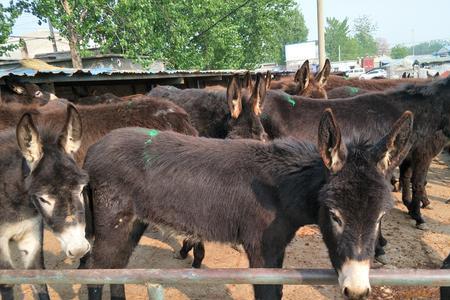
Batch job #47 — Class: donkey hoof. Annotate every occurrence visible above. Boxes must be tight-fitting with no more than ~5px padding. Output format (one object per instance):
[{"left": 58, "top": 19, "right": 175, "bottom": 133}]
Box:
[
  {"left": 191, "top": 263, "right": 201, "bottom": 269},
  {"left": 422, "top": 205, "right": 433, "bottom": 210},
  {"left": 173, "top": 252, "right": 186, "bottom": 260},
  {"left": 375, "top": 255, "right": 388, "bottom": 265},
  {"left": 416, "top": 223, "right": 428, "bottom": 231}
]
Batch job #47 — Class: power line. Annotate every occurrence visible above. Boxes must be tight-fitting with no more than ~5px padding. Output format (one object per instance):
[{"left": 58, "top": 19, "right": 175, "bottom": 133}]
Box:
[{"left": 188, "top": 0, "right": 252, "bottom": 44}]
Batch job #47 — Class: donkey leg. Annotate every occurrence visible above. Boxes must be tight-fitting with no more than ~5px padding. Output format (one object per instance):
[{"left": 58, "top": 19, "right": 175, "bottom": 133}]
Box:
[
  {"left": 399, "top": 160, "right": 413, "bottom": 209},
  {"left": 410, "top": 158, "right": 432, "bottom": 228},
  {"left": 192, "top": 241, "right": 205, "bottom": 268},
  {"left": 175, "top": 238, "right": 195, "bottom": 260},
  {"left": 16, "top": 222, "right": 49, "bottom": 300},
  {"left": 244, "top": 243, "right": 286, "bottom": 300},
  {"left": 375, "top": 221, "right": 388, "bottom": 264},
  {"left": 110, "top": 220, "right": 148, "bottom": 300},
  {"left": 87, "top": 218, "right": 147, "bottom": 300}
]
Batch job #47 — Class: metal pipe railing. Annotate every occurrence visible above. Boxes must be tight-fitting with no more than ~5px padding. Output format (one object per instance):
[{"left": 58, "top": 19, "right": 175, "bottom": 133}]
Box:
[{"left": 0, "top": 268, "right": 449, "bottom": 286}]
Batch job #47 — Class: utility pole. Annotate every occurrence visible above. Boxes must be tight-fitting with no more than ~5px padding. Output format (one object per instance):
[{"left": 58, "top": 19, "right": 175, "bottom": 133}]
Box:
[
  {"left": 48, "top": 19, "right": 58, "bottom": 53},
  {"left": 317, "top": 0, "right": 325, "bottom": 68},
  {"left": 338, "top": 45, "right": 341, "bottom": 61}
]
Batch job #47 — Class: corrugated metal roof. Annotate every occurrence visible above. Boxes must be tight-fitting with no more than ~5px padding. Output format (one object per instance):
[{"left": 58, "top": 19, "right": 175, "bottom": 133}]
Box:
[
  {"left": 0, "top": 66, "right": 250, "bottom": 78},
  {"left": 0, "top": 66, "right": 266, "bottom": 83}
]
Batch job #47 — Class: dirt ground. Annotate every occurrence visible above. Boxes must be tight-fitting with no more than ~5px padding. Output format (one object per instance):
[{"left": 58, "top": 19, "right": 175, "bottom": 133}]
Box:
[{"left": 13, "top": 152, "right": 450, "bottom": 300}]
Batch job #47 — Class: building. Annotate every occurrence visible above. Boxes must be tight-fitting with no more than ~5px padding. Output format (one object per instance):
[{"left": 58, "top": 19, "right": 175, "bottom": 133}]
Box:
[
  {"left": 285, "top": 41, "right": 319, "bottom": 71},
  {"left": 0, "top": 30, "right": 70, "bottom": 60},
  {"left": 435, "top": 46, "right": 450, "bottom": 57}
]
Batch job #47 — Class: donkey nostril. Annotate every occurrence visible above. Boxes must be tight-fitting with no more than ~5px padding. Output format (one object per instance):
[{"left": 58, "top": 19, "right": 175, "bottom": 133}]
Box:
[
  {"left": 364, "top": 288, "right": 371, "bottom": 297},
  {"left": 343, "top": 287, "right": 350, "bottom": 298},
  {"left": 68, "top": 250, "right": 74, "bottom": 257}
]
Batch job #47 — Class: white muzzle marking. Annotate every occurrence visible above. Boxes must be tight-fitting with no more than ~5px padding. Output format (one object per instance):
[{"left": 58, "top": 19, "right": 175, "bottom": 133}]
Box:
[
  {"left": 338, "top": 259, "right": 371, "bottom": 299},
  {"left": 55, "top": 223, "right": 90, "bottom": 259}
]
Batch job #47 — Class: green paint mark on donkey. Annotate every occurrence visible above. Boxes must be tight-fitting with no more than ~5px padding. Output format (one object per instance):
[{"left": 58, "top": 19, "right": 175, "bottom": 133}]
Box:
[{"left": 284, "top": 96, "right": 296, "bottom": 107}]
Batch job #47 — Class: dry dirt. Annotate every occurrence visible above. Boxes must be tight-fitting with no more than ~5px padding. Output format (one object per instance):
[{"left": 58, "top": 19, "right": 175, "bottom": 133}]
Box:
[{"left": 13, "top": 153, "right": 450, "bottom": 300}]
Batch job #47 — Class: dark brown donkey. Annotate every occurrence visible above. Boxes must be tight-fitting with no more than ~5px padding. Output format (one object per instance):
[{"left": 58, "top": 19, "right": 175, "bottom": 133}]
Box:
[
  {"left": 269, "top": 59, "right": 331, "bottom": 98},
  {"left": 82, "top": 109, "right": 413, "bottom": 300},
  {"left": 0, "top": 78, "right": 58, "bottom": 106},
  {"left": 148, "top": 73, "right": 268, "bottom": 140},
  {"left": 0, "top": 105, "right": 90, "bottom": 300},
  {"left": 261, "top": 77, "right": 450, "bottom": 233},
  {"left": 0, "top": 96, "right": 198, "bottom": 163},
  {"left": 325, "top": 75, "right": 430, "bottom": 91},
  {"left": 149, "top": 73, "right": 269, "bottom": 267}
]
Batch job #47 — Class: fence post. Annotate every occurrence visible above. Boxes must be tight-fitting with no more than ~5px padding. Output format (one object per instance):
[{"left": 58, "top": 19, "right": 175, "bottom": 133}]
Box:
[{"left": 146, "top": 283, "right": 164, "bottom": 300}]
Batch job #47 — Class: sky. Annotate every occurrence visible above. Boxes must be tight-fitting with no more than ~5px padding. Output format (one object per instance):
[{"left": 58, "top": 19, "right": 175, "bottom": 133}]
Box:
[
  {"left": 297, "top": 0, "right": 450, "bottom": 46},
  {"left": 2, "top": 0, "right": 450, "bottom": 46}
]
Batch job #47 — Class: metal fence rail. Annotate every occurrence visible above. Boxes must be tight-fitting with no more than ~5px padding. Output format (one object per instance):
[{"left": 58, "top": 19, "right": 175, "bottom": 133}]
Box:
[{"left": 1, "top": 268, "right": 449, "bottom": 300}]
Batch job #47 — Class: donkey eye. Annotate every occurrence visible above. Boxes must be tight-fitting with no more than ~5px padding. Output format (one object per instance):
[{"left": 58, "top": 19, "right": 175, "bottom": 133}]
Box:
[
  {"left": 38, "top": 197, "right": 51, "bottom": 205},
  {"left": 330, "top": 211, "right": 342, "bottom": 226}
]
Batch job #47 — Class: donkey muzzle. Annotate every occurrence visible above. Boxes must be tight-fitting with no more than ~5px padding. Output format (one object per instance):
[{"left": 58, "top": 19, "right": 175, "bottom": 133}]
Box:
[
  {"left": 56, "top": 223, "right": 91, "bottom": 259},
  {"left": 338, "top": 259, "right": 371, "bottom": 300}
]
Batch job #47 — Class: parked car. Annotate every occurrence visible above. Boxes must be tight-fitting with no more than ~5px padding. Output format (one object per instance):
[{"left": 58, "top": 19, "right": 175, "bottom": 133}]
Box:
[
  {"left": 359, "top": 68, "right": 387, "bottom": 80},
  {"left": 345, "top": 68, "right": 365, "bottom": 78}
]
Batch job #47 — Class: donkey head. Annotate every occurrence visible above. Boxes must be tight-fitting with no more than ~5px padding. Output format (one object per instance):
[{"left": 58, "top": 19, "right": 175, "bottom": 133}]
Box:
[
  {"left": 226, "top": 73, "right": 268, "bottom": 141},
  {"left": 317, "top": 109, "right": 413, "bottom": 300},
  {"left": 294, "top": 59, "right": 330, "bottom": 99},
  {"left": 17, "top": 104, "right": 90, "bottom": 259},
  {"left": 5, "top": 78, "right": 58, "bottom": 106}
]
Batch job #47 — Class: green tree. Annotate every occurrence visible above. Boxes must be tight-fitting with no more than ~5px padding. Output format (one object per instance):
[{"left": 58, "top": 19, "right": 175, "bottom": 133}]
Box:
[
  {"left": 353, "top": 15, "right": 377, "bottom": 57},
  {"left": 0, "top": 2, "right": 20, "bottom": 55},
  {"left": 408, "top": 40, "right": 449, "bottom": 55},
  {"left": 390, "top": 44, "right": 409, "bottom": 59},
  {"left": 325, "top": 17, "right": 358, "bottom": 61},
  {"left": 12, "top": 0, "right": 307, "bottom": 69}
]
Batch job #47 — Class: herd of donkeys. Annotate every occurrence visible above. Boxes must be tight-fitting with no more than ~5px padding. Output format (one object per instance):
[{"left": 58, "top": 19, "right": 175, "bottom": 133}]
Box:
[{"left": 0, "top": 59, "right": 449, "bottom": 300}]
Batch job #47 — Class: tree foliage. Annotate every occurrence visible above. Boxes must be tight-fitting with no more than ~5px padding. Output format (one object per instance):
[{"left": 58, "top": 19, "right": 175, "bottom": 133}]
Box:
[
  {"left": 10, "top": 0, "right": 307, "bottom": 69},
  {"left": 0, "top": 2, "right": 20, "bottom": 55},
  {"left": 353, "top": 15, "right": 377, "bottom": 57},
  {"left": 325, "top": 15, "right": 378, "bottom": 61},
  {"left": 325, "top": 17, "right": 358, "bottom": 61},
  {"left": 408, "top": 40, "right": 449, "bottom": 56},
  {"left": 390, "top": 44, "right": 409, "bottom": 59}
]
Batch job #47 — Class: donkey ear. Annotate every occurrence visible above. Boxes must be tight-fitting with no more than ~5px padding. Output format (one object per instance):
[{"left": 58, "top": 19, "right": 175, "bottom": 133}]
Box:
[
  {"left": 371, "top": 111, "right": 413, "bottom": 175},
  {"left": 318, "top": 108, "right": 347, "bottom": 173},
  {"left": 294, "top": 60, "right": 310, "bottom": 92},
  {"left": 315, "top": 59, "right": 331, "bottom": 86},
  {"left": 227, "top": 74, "right": 242, "bottom": 119},
  {"left": 265, "top": 70, "right": 272, "bottom": 90},
  {"left": 243, "top": 71, "right": 253, "bottom": 91},
  {"left": 59, "top": 104, "right": 82, "bottom": 155},
  {"left": 6, "top": 79, "right": 25, "bottom": 95},
  {"left": 16, "top": 113, "right": 43, "bottom": 171},
  {"left": 251, "top": 73, "right": 267, "bottom": 116}
]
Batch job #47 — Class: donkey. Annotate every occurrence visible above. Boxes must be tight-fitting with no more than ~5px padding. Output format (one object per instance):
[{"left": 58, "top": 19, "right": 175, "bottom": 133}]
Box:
[
  {"left": 269, "top": 59, "right": 331, "bottom": 98},
  {"left": 261, "top": 77, "right": 450, "bottom": 233},
  {"left": 0, "top": 105, "right": 90, "bottom": 300},
  {"left": 148, "top": 73, "right": 268, "bottom": 141},
  {"left": 1, "top": 78, "right": 58, "bottom": 106},
  {"left": 0, "top": 96, "right": 198, "bottom": 164},
  {"left": 325, "top": 74, "right": 430, "bottom": 91},
  {"left": 149, "top": 73, "right": 269, "bottom": 267},
  {"left": 82, "top": 109, "right": 413, "bottom": 300}
]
